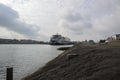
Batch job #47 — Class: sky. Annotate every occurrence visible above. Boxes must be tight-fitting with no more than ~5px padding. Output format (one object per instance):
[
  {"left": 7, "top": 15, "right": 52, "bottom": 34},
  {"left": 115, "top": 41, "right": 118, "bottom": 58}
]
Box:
[{"left": 0, "top": 0, "right": 120, "bottom": 41}]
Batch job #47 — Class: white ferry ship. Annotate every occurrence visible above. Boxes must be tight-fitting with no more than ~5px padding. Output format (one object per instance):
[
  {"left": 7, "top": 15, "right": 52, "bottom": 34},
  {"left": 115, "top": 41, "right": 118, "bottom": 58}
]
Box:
[{"left": 50, "top": 34, "right": 71, "bottom": 45}]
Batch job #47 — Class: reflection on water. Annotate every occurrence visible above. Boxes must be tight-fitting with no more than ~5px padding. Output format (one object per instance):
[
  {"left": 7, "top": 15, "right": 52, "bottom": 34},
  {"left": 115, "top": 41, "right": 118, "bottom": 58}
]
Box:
[{"left": 0, "top": 44, "right": 71, "bottom": 80}]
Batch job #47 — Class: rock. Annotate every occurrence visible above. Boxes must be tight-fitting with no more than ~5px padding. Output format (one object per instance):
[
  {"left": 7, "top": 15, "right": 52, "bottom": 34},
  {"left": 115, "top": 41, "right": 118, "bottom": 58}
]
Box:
[{"left": 67, "top": 54, "right": 79, "bottom": 60}]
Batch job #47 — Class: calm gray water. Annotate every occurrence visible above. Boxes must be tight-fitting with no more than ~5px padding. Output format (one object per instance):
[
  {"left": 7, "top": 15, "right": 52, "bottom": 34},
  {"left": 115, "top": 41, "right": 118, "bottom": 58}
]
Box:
[{"left": 0, "top": 44, "right": 70, "bottom": 80}]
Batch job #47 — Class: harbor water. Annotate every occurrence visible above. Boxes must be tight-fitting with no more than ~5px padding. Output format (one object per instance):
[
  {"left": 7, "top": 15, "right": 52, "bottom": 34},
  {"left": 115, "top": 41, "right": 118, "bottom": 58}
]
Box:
[{"left": 0, "top": 44, "right": 70, "bottom": 80}]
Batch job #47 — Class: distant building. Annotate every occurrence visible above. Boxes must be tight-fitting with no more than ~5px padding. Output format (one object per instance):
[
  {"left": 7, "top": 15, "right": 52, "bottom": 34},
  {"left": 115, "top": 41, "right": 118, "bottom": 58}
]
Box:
[
  {"left": 99, "top": 40, "right": 106, "bottom": 43},
  {"left": 89, "top": 40, "right": 94, "bottom": 44},
  {"left": 106, "top": 37, "right": 115, "bottom": 42},
  {"left": 116, "top": 34, "right": 120, "bottom": 40}
]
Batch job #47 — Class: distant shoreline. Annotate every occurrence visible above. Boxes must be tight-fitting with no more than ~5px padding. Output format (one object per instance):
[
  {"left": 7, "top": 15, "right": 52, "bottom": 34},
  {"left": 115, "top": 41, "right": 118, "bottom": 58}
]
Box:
[{"left": 0, "top": 38, "right": 75, "bottom": 45}]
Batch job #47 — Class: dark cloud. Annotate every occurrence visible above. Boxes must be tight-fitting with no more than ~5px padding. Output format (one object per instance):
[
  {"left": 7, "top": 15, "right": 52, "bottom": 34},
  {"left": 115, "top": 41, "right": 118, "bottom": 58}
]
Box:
[
  {"left": 1, "top": 0, "right": 119, "bottom": 41},
  {"left": 0, "top": 3, "right": 40, "bottom": 37}
]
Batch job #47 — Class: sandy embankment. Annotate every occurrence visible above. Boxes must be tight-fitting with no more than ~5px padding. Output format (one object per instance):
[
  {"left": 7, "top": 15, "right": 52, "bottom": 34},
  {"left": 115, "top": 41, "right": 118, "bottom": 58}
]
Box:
[{"left": 23, "top": 44, "right": 120, "bottom": 80}]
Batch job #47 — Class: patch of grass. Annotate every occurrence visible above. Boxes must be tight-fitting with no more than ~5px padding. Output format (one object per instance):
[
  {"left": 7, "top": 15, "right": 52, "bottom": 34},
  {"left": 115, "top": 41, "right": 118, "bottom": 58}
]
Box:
[
  {"left": 99, "top": 41, "right": 120, "bottom": 46},
  {"left": 107, "top": 41, "right": 120, "bottom": 46}
]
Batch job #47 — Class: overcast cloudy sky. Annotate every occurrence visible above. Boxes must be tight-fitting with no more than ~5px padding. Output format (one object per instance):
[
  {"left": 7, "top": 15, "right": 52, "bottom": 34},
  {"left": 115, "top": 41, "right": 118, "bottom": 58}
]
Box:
[{"left": 0, "top": 0, "right": 120, "bottom": 41}]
